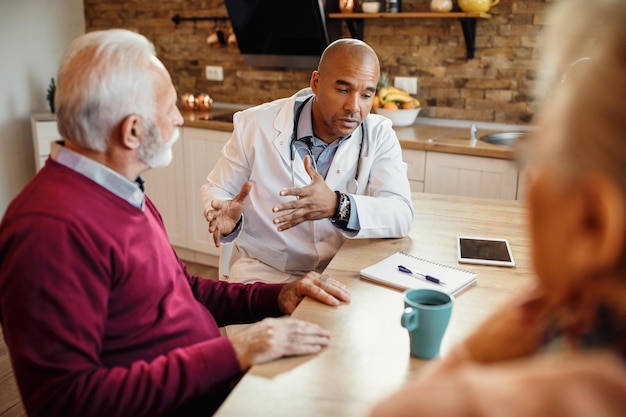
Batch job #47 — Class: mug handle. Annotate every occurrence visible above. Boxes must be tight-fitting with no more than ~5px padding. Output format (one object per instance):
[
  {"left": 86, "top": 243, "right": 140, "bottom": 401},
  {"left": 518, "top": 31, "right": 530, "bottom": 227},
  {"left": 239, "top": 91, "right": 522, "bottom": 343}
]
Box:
[
  {"left": 490, "top": 0, "right": 500, "bottom": 6},
  {"left": 401, "top": 307, "right": 419, "bottom": 331}
]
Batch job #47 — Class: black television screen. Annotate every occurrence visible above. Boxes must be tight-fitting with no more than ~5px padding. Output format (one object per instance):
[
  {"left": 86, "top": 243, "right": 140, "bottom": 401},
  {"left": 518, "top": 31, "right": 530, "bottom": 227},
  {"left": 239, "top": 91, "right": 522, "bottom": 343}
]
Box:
[{"left": 224, "top": 0, "right": 330, "bottom": 69}]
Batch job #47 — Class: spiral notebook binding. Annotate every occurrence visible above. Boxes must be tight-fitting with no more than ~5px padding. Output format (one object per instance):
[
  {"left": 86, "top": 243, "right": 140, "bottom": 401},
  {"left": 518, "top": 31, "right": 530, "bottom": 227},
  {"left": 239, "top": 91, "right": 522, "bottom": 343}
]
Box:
[{"left": 398, "top": 252, "right": 470, "bottom": 273}]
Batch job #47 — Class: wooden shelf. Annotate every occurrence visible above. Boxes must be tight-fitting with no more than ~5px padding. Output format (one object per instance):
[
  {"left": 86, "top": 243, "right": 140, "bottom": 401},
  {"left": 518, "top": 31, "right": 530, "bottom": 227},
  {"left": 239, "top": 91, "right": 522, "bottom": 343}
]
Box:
[
  {"left": 327, "top": 12, "right": 491, "bottom": 19},
  {"left": 327, "top": 11, "right": 492, "bottom": 58}
]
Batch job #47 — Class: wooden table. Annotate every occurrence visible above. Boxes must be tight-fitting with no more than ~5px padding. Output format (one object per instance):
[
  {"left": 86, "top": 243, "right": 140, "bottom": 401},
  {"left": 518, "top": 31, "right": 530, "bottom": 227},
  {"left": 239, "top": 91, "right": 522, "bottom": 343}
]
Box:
[{"left": 215, "top": 193, "right": 533, "bottom": 417}]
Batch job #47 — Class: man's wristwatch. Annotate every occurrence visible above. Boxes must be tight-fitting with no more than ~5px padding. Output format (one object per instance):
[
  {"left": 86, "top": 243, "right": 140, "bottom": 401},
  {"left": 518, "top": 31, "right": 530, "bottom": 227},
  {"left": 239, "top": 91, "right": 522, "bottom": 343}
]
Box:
[{"left": 331, "top": 191, "right": 350, "bottom": 228}]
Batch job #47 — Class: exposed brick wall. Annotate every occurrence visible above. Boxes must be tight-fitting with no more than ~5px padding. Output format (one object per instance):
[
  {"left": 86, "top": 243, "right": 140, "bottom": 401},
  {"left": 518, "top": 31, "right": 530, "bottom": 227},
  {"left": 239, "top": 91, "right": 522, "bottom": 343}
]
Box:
[{"left": 84, "top": 0, "right": 552, "bottom": 124}]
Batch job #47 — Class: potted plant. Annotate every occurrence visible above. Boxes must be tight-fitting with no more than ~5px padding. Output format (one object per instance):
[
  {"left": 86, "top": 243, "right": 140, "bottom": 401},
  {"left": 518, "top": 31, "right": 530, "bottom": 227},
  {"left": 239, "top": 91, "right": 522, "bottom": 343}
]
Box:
[{"left": 46, "top": 78, "right": 56, "bottom": 113}]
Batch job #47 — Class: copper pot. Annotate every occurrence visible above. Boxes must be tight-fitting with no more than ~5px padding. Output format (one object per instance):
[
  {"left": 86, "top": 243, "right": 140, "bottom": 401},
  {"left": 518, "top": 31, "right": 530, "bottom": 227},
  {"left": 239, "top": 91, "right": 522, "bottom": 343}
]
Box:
[
  {"left": 181, "top": 93, "right": 196, "bottom": 111},
  {"left": 340, "top": 0, "right": 355, "bottom": 12},
  {"left": 195, "top": 93, "right": 213, "bottom": 112}
]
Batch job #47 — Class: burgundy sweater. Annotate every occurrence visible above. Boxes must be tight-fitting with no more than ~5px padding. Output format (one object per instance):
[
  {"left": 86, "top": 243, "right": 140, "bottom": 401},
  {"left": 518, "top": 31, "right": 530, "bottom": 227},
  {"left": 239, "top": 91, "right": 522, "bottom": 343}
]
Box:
[{"left": 0, "top": 160, "right": 283, "bottom": 417}]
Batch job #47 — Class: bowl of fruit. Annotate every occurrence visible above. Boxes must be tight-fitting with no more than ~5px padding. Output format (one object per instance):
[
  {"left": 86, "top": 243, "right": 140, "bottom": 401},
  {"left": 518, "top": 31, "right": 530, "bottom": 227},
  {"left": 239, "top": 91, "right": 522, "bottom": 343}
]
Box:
[{"left": 372, "top": 86, "right": 421, "bottom": 127}]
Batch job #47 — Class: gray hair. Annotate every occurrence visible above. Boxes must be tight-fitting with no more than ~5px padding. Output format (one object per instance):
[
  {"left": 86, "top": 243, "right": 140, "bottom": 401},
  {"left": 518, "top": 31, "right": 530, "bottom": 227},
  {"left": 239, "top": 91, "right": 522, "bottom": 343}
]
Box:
[
  {"left": 535, "top": 0, "right": 626, "bottom": 193},
  {"left": 55, "top": 29, "right": 157, "bottom": 152}
]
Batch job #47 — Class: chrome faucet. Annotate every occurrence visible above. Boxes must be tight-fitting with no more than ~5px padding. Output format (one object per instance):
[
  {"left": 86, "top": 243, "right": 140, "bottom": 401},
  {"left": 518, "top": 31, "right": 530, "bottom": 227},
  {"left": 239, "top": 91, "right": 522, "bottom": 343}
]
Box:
[{"left": 470, "top": 123, "right": 478, "bottom": 146}]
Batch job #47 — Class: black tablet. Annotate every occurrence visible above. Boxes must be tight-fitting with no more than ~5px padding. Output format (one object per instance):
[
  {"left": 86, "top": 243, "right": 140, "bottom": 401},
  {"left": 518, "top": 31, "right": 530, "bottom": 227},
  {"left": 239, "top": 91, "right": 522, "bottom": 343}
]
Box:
[{"left": 457, "top": 236, "right": 515, "bottom": 267}]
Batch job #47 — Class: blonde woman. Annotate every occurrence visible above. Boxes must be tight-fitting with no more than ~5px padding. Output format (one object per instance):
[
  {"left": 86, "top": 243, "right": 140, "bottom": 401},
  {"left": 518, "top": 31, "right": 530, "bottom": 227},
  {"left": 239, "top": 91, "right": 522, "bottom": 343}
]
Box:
[{"left": 370, "top": 0, "right": 626, "bottom": 415}]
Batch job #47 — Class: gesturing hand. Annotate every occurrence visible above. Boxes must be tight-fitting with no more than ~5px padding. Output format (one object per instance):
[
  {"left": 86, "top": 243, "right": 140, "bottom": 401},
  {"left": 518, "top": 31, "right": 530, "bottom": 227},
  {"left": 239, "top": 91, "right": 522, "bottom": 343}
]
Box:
[
  {"left": 272, "top": 155, "right": 338, "bottom": 231},
  {"left": 205, "top": 181, "right": 252, "bottom": 247},
  {"left": 230, "top": 317, "right": 331, "bottom": 371}
]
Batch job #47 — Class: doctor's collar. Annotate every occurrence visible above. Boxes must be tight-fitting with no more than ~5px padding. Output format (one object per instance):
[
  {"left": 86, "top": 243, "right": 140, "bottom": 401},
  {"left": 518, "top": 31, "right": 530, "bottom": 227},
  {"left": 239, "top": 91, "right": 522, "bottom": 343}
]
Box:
[{"left": 295, "top": 96, "right": 354, "bottom": 145}]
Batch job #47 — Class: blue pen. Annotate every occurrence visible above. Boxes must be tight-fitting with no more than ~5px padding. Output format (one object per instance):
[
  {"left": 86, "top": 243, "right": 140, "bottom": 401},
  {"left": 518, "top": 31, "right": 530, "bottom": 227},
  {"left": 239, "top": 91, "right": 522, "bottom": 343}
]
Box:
[{"left": 398, "top": 265, "right": 447, "bottom": 286}]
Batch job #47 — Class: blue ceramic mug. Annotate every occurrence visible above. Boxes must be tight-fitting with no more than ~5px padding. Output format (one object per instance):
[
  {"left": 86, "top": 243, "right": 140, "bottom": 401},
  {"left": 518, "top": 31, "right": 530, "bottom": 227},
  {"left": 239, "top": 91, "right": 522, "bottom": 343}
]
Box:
[{"left": 401, "top": 288, "right": 454, "bottom": 359}]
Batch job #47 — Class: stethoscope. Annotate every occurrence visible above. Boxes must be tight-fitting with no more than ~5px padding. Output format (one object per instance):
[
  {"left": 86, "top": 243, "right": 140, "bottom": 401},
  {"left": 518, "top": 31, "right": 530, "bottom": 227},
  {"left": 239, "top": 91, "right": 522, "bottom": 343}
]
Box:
[{"left": 290, "top": 95, "right": 366, "bottom": 194}]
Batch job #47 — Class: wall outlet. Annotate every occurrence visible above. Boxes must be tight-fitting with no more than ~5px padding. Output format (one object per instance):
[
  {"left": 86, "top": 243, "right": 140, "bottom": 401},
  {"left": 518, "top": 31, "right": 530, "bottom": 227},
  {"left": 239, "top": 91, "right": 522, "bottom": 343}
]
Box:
[
  {"left": 205, "top": 65, "right": 224, "bottom": 81},
  {"left": 394, "top": 76, "right": 418, "bottom": 95}
]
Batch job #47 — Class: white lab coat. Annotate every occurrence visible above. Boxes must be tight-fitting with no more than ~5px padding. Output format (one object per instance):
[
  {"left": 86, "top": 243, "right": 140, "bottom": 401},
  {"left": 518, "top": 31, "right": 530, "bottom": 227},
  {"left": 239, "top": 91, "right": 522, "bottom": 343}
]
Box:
[{"left": 201, "top": 89, "right": 414, "bottom": 284}]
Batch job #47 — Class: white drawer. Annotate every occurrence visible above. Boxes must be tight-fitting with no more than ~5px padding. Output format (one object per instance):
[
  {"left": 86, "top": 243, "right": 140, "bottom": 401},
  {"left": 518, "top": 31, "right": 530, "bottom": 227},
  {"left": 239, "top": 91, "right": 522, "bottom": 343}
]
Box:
[
  {"left": 403, "top": 149, "right": 426, "bottom": 181},
  {"left": 35, "top": 121, "right": 61, "bottom": 156}
]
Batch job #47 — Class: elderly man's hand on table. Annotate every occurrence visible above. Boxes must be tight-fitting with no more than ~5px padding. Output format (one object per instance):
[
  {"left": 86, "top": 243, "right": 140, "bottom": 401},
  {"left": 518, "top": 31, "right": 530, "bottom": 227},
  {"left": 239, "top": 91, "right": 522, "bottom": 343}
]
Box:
[
  {"left": 230, "top": 317, "right": 330, "bottom": 370},
  {"left": 229, "top": 272, "right": 350, "bottom": 371}
]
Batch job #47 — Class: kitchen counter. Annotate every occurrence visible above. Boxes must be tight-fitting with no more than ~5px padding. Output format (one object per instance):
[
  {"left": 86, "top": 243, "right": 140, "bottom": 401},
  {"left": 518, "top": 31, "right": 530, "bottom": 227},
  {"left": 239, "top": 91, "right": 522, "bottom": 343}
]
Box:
[
  {"left": 391, "top": 118, "right": 533, "bottom": 160},
  {"left": 183, "top": 104, "right": 534, "bottom": 161},
  {"left": 181, "top": 101, "right": 257, "bottom": 129}
]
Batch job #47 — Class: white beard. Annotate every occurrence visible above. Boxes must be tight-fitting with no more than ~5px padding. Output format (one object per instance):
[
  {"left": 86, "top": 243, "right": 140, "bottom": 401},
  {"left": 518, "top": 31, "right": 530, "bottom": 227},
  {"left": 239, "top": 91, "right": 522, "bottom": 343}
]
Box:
[
  {"left": 139, "top": 123, "right": 180, "bottom": 169},
  {"left": 147, "top": 127, "right": 179, "bottom": 169}
]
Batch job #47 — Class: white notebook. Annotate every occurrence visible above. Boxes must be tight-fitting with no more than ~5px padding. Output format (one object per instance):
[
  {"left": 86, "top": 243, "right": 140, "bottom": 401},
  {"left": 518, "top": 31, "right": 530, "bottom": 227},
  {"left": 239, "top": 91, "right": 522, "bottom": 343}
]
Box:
[{"left": 360, "top": 251, "right": 477, "bottom": 295}]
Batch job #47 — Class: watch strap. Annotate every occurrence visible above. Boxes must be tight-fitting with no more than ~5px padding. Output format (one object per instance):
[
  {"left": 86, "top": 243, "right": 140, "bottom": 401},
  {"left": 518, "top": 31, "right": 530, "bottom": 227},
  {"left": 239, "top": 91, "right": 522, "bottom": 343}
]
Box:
[{"left": 331, "top": 191, "right": 350, "bottom": 228}]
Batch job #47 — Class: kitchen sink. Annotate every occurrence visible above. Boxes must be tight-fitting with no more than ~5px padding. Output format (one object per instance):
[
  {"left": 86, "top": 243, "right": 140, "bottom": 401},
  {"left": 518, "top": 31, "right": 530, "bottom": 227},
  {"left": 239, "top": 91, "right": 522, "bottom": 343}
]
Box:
[{"left": 480, "top": 132, "right": 530, "bottom": 146}]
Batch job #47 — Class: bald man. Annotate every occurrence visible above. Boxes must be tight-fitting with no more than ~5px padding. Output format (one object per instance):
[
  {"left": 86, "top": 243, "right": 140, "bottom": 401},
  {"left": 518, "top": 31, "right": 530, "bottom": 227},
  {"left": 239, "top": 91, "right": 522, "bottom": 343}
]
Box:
[{"left": 201, "top": 39, "right": 413, "bottom": 310}]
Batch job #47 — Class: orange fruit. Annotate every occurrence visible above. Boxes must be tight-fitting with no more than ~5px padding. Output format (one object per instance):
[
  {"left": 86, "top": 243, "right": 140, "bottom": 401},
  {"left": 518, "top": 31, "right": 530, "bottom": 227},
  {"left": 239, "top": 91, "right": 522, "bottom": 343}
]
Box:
[
  {"left": 383, "top": 101, "right": 399, "bottom": 110},
  {"left": 401, "top": 99, "right": 420, "bottom": 109},
  {"left": 373, "top": 96, "right": 381, "bottom": 108}
]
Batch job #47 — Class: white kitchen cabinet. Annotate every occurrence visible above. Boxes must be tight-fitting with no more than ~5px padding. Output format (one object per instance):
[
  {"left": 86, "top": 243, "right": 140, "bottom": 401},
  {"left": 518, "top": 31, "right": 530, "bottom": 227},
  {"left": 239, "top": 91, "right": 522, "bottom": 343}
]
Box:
[
  {"left": 142, "top": 137, "right": 187, "bottom": 247},
  {"left": 402, "top": 148, "right": 426, "bottom": 193},
  {"left": 182, "top": 127, "right": 232, "bottom": 258},
  {"left": 31, "top": 113, "right": 61, "bottom": 171},
  {"left": 424, "top": 152, "right": 519, "bottom": 200},
  {"left": 144, "top": 127, "right": 232, "bottom": 266}
]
